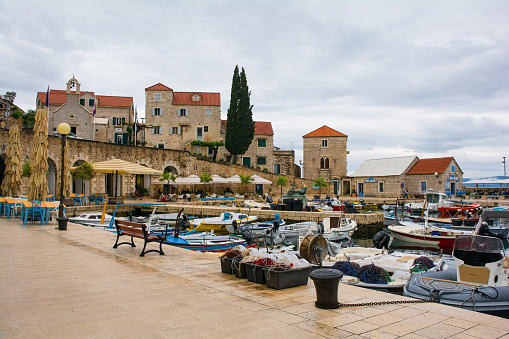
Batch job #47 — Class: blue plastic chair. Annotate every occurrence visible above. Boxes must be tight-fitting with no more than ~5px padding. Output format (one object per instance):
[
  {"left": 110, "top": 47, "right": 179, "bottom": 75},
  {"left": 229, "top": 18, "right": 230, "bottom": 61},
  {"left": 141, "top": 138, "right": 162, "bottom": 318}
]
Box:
[{"left": 26, "top": 200, "right": 44, "bottom": 225}]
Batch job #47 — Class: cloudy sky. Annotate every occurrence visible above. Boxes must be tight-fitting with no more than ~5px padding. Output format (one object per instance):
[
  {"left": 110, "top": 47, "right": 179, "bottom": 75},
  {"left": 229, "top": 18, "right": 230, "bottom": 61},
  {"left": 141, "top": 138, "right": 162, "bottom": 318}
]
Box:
[{"left": 1, "top": 0, "right": 508, "bottom": 179}]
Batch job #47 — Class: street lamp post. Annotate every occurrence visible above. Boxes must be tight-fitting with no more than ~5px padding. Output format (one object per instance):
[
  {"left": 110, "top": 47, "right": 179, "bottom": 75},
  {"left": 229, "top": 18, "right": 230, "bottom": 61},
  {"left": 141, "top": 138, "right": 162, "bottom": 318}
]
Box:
[{"left": 57, "top": 123, "right": 70, "bottom": 230}]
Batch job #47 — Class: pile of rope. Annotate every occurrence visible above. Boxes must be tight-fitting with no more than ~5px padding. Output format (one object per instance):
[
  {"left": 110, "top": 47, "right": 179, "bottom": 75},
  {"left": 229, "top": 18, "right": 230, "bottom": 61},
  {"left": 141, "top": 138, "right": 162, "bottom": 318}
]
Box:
[
  {"left": 332, "top": 261, "right": 391, "bottom": 284},
  {"left": 356, "top": 263, "right": 391, "bottom": 284},
  {"left": 332, "top": 261, "right": 361, "bottom": 276},
  {"left": 410, "top": 256, "right": 435, "bottom": 274},
  {"left": 240, "top": 255, "right": 264, "bottom": 264},
  {"left": 220, "top": 249, "right": 243, "bottom": 262}
]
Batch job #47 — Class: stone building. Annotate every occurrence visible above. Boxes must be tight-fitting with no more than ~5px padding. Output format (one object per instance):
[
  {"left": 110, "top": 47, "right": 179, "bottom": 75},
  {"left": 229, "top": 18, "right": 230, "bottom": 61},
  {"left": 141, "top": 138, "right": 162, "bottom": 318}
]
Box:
[
  {"left": 273, "top": 148, "right": 296, "bottom": 176},
  {"left": 36, "top": 76, "right": 133, "bottom": 143},
  {"left": 302, "top": 125, "right": 349, "bottom": 195},
  {"left": 144, "top": 83, "right": 221, "bottom": 154},
  {"left": 234, "top": 121, "right": 274, "bottom": 171},
  {"left": 350, "top": 156, "right": 463, "bottom": 198},
  {"left": 406, "top": 157, "right": 463, "bottom": 197},
  {"left": 350, "top": 156, "right": 419, "bottom": 197}
]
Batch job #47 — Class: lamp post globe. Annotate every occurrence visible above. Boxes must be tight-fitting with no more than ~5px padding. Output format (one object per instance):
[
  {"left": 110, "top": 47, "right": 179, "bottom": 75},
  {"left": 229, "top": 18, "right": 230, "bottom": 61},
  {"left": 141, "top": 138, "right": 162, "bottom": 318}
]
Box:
[{"left": 57, "top": 123, "right": 71, "bottom": 230}]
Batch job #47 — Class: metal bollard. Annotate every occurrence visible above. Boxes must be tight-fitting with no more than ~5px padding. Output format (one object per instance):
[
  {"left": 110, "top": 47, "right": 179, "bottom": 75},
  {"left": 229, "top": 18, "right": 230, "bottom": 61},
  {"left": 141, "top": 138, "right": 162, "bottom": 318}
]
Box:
[{"left": 309, "top": 268, "right": 343, "bottom": 309}]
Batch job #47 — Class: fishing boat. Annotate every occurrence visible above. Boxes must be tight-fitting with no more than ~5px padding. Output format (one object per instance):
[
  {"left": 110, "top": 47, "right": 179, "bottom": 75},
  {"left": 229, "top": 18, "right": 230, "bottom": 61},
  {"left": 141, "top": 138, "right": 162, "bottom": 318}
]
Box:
[
  {"left": 387, "top": 224, "right": 473, "bottom": 254},
  {"left": 323, "top": 247, "right": 444, "bottom": 292},
  {"left": 163, "top": 231, "right": 247, "bottom": 252},
  {"left": 437, "top": 203, "right": 482, "bottom": 216},
  {"left": 279, "top": 221, "right": 317, "bottom": 239},
  {"left": 69, "top": 212, "right": 122, "bottom": 226},
  {"left": 188, "top": 212, "right": 258, "bottom": 235},
  {"left": 225, "top": 217, "right": 286, "bottom": 246},
  {"left": 321, "top": 216, "right": 357, "bottom": 242},
  {"left": 405, "top": 192, "right": 454, "bottom": 212},
  {"left": 404, "top": 233, "right": 509, "bottom": 316}
]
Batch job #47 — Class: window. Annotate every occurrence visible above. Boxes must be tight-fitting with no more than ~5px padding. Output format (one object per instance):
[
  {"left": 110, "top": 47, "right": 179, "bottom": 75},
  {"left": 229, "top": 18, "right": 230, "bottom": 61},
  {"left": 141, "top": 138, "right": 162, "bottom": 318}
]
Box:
[
  {"left": 205, "top": 109, "right": 212, "bottom": 117},
  {"left": 112, "top": 117, "right": 125, "bottom": 125},
  {"left": 208, "top": 147, "right": 214, "bottom": 157},
  {"left": 79, "top": 98, "right": 85, "bottom": 105},
  {"left": 192, "top": 95, "right": 200, "bottom": 101},
  {"left": 195, "top": 146, "right": 201, "bottom": 153},
  {"left": 154, "top": 93, "right": 161, "bottom": 101},
  {"left": 258, "top": 139, "right": 266, "bottom": 147},
  {"left": 151, "top": 126, "right": 162, "bottom": 134},
  {"left": 152, "top": 108, "right": 162, "bottom": 116},
  {"left": 157, "top": 143, "right": 164, "bottom": 149},
  {"left": 178, "top": 108, "right": 188, "bottom": 117},
  {"left": 321, "top": 139, "right": 328, "bottom": 147},
  {"left": 379, "top": 182, "right": 384, "bottom": 193},
  {"left": 204, "top": 126, "right": 208, "bottom": 132},
  {"left": 257, "top": 157, "right": 267, "bottom": 165},
  {"left": 88, "top": 99, "right": 94, "bottom": 106},
  {"left": 451, "top": 165, "right": 455, "bottom": 172},
  {"left": 320, "top": 157, "right": 329, "bottom": 169},
  {"left": 196, "top": 127, "right": 203, "bottom": 140},
  {"left": 420, "top": 181, "right": 427, "bottom": 193},
  {"left": 170, "top": 126, "right": 181, "bottom": 135},
  {"left": 274, "top": 164, "right": 281, "bottom": 174}
]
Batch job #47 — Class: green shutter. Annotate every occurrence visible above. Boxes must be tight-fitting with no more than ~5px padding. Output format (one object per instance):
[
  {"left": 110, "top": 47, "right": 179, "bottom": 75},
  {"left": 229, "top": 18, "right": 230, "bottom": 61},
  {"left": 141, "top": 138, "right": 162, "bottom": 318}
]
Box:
[
  {"left": 89, "top": 99, "right": 94, "bottom": 106},
  {"left": 112, "top": 117, "right": 117, "bottom": 125},
  {"left": 80, "top": 98, "right": 85, "bottom": 105},
  {"left": 258, "top": 139, "right": 266, "bottom": 147}
]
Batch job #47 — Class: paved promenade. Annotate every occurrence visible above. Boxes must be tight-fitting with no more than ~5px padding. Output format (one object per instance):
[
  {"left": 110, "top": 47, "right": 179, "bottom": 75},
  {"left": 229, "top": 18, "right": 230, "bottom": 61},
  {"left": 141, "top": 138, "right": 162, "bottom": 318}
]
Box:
[{"left": 1, "top": 218, "right": 508, "bottom": 338}]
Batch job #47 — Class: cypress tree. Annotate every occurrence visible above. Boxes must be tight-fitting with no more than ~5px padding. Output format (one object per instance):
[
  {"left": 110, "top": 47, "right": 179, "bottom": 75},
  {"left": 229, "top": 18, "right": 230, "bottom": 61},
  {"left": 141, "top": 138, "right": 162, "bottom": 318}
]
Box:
[{"left": 225, "top": 65, "right": 255, "bottom": 164}]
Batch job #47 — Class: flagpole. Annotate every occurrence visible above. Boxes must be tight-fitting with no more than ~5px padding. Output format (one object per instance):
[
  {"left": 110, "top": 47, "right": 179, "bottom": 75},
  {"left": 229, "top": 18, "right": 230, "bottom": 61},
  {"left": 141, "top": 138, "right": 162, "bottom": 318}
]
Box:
[
  {"left": 92, "top": 95, "right": 96, "bottom": 141},
  {"left": 46, "top": 85, "right": 50, "bottom": 135},
  {"left": 134, "top": 105, "right": 137, "bottom": 146}
]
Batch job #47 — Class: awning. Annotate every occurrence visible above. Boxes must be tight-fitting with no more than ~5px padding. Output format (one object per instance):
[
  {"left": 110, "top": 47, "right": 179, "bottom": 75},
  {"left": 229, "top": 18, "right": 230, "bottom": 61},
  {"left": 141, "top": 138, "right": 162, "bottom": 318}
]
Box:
[
  {"left": 251, "top": 174, "right": 272, "bottom": 184},
  {"left": 87, "top": 159, "right": 162, "bottom": 175}
]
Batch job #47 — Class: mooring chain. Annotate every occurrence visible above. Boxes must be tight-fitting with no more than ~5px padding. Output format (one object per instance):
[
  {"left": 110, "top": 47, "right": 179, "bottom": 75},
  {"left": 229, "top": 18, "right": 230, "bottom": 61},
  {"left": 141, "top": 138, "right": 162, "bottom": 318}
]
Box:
[{"left": 339, "top": 299, "right": 430, "bottom": 308}]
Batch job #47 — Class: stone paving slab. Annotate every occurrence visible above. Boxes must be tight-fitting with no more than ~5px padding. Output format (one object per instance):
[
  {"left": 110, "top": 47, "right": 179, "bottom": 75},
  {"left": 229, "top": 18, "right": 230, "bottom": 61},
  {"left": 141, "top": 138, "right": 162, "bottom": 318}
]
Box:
[{"left": 1, "top": 218, "right": 508, "bottom": 338}]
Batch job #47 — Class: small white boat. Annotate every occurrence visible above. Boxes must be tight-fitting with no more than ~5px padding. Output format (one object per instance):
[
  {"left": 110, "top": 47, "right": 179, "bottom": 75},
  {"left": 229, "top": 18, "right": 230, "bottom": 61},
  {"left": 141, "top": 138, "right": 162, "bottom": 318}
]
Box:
[
  {"left": 323, "top": 247, "right": 444, "bottom": 292},
  {"left": 279, "top": 221, "right": 317, "bottom": 239},
  {"left": 321, "top": 216, "right": 357, "bottom": 241},
  {"left": 189, "top": 212, "right": 258, "bottom": 235},
  {"left": 69, "top": 212, "right": 127, "bottom": 226},
  {"left": 405, "top": 192, "right": 454, "bottom": 212}
]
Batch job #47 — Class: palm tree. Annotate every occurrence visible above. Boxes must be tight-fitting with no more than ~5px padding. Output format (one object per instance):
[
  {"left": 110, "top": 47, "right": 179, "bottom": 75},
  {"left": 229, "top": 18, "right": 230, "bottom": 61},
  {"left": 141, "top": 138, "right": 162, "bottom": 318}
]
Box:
[
  {"left": 313, "top": 177, "right": 328, "bottom": 198},
  {"left": 275, "top": 175, "right": 288, "bottom": 199},
  {"left": 239, "top": 174, "right": 253, "bottom": 194}
]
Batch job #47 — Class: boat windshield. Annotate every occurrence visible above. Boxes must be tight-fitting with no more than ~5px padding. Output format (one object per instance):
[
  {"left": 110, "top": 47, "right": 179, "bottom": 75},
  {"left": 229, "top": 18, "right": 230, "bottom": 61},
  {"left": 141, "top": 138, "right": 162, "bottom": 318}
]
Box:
[{"left": 453, "top": 235, "right": 504, "bottom": 266}]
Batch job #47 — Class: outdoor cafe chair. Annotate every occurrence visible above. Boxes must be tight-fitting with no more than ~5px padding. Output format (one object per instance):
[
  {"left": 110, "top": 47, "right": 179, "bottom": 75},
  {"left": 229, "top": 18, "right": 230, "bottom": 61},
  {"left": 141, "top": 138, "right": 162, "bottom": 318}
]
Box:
[{"left": 24, "top": 200, "right": 44, "bottom": 225}]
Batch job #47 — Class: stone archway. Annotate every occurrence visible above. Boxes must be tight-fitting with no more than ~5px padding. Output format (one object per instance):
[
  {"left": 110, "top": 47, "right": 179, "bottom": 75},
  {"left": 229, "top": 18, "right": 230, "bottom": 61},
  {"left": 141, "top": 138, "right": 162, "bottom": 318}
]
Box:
[
  {"left": 163, "top": 166, "right": 178, "bottom": 175},
  {"left": 72, "top": 160, "right": 90, "bottom": 195},
  {"left": 47, "top": 158, "right": 57, "bottom": 196}
]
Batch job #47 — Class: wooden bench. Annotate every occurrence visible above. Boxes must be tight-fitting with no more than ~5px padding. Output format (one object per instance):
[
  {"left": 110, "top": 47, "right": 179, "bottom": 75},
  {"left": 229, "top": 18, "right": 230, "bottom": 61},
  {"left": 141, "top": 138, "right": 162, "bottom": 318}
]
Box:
[{"left": 113, "top": 219, "right": 168, "bottom": 257}]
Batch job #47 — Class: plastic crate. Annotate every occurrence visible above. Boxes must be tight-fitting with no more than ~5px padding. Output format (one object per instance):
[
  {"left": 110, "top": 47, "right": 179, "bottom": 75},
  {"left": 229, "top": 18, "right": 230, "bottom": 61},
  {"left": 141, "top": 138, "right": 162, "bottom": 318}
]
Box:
[
  {"left": 232, "top": 260, "right": 247, "bottom": 279},
  {"left": 264, "top": 266, "right": 311, "bottom": 290},
  {"left": 245, "top": 263, "right": 267, "bottom": 284},
  {"left": 220, "top": 257, "right": 234, "bottom": 274}
]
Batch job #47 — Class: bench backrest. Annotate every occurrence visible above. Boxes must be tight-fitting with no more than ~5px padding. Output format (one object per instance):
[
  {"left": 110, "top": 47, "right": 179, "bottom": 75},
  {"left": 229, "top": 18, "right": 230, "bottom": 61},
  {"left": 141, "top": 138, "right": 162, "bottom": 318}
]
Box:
[{"left": 115, "top": 219, "right": 148, "bottom": 236}]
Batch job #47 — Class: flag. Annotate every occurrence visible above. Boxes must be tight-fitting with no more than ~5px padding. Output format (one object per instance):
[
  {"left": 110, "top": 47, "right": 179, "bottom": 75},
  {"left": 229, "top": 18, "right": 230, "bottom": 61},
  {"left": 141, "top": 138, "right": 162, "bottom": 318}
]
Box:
[
  {"left": 45, "top": 85, "right": 49, "bottom": 107},
  {"left": 93, "top": 96, "right": 96, "bottom": 116}
]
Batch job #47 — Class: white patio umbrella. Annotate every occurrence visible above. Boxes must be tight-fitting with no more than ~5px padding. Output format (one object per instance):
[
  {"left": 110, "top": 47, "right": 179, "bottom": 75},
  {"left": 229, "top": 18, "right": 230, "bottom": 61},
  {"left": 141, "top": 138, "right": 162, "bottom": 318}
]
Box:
[
  {"left": 251, "top": 174, "right": 272, "bottom": 185},
  {"left": 175, "top": 174, "right": 202, "bottom": 193},
  {"left": 225, "top": 174, "right": 241, "bottom": 183},
  {"left": 211, "top": 175, "right": 228, "bottom": 183}
]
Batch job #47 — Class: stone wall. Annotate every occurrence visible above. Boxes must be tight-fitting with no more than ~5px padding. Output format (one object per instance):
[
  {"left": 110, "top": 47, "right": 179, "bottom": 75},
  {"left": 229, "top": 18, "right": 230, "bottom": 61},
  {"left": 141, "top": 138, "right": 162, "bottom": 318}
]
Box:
[
  {"left": 303, "top": 135, "right": 348, "bottom": 180},
  {"left": 0, "top": 128, "right": 323, "bottom": 198}
]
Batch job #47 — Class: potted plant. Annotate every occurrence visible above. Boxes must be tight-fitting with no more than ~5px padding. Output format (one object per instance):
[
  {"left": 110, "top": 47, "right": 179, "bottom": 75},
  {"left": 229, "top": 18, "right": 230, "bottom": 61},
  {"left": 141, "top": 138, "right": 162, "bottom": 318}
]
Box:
[{"left": 352, "top": 189, "right": 357, "bottom": 197}]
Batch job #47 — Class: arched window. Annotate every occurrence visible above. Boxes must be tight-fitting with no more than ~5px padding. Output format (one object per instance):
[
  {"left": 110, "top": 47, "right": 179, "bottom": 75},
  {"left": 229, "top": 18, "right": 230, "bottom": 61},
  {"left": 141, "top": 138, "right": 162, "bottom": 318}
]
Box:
[{"left": 320, "top": 157, "right": 330, "bottom": 170}]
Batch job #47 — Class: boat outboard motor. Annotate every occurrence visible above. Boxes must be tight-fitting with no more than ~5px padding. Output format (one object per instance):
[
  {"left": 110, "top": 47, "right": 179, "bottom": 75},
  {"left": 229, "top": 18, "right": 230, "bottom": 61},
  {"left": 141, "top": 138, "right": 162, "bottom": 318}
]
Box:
[
  {"left": 373, "top": 231, "right": 390, "bottom": 250},
  {"left": 242, "top": 230, "right": 253, "bottom": 245},
  {"left": 179, "top": 214, "right": 190, "bottom": 232},
  {"left": 231, "top": 220, "right": 239, "bottom": 234},
  {"left": 479, "top": 221, "right": 505, "bottom": 239},
  {"left": 266, "top": 220, "right": 280, "bottom": 235},
  {"left": 317, "top": 222, "right": 325, "bottom": 235}
]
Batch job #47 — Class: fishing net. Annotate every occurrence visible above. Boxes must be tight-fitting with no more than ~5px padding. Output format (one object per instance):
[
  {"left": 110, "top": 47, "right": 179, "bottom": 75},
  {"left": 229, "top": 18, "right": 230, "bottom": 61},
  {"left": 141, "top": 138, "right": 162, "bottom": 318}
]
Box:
[
  {"left": 410, "top": 264, "right": 429, "bottom": 274},
  {"left": 221, "top": 249, "right": 243, "bottom": 261},
  {"left": 252, "top": 258, "right": 275, "bottom": 267},
  {"left": 412, "top": 256, "right": 435, "bottom": 269},
  {"left": 356, "top": 263, "right": 391, "bottom": 284},
  {"left": 332, "top": 261, "right": 361, "bottom": 276}
]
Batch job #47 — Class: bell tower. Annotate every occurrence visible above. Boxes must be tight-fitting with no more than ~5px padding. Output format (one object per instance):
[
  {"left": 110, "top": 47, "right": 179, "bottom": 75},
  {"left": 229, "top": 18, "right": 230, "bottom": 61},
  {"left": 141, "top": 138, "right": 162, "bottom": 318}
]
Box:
[{"left": 66, "top": 75, "right": 81, "bottom": 94}]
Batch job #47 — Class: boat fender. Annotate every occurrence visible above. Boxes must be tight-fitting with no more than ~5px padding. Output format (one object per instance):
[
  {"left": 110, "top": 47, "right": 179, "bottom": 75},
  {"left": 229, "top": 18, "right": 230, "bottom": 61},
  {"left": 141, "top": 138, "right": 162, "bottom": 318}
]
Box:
[{"left": 373, "top": 231, "right": 390, "bottom": 250}]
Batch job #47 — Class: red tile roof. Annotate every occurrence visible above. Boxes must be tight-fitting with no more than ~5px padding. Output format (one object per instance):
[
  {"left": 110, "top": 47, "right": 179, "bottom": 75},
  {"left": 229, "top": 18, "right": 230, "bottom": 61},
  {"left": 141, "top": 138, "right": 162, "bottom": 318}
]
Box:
[
  {"left": 37, "top": 90, "right": 132, "bottom": 108},
  {"left": 303, "top": 125, "right": 347, "bottom": 138},
  {"left": 254, "top": 121, "right": 273, "bottom": 135},
  {"left": 96, "top": 95, "right": 133, "bottom": 108},
  {"left": 220, "top": 120, "right": 273, "bottom": 135},
  {"left": 145, "top": 83, "right": 173, "bottom": 91},
  {"left": 173, "top": 92, "right": 220, "bottom": 106},
  {"left": 406, "top": 157, "right": 455, "bottom": 175}
]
